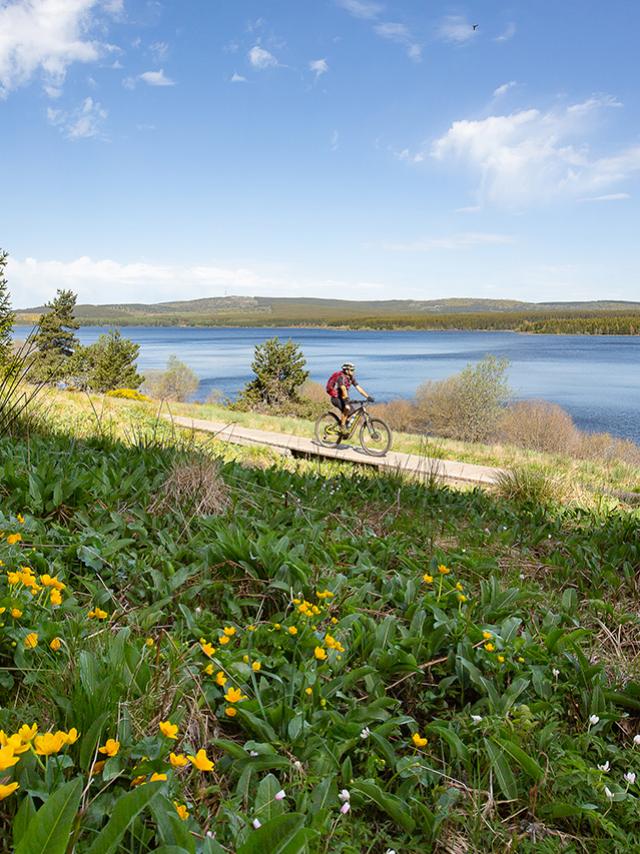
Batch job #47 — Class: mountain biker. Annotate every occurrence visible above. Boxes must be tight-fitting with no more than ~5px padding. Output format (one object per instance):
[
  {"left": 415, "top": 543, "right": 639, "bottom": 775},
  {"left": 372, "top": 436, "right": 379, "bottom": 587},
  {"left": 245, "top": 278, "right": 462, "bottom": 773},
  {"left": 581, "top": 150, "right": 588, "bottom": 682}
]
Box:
[{"left": 326, "top": 363, "right": 374, "bottom": 432}]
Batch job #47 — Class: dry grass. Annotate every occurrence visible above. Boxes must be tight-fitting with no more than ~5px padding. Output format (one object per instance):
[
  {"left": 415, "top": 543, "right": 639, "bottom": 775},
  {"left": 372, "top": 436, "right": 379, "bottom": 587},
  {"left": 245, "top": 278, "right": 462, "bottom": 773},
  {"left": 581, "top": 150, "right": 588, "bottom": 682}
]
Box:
[{"left": 149, "top": 454, "right": 230, "bottom": 517}]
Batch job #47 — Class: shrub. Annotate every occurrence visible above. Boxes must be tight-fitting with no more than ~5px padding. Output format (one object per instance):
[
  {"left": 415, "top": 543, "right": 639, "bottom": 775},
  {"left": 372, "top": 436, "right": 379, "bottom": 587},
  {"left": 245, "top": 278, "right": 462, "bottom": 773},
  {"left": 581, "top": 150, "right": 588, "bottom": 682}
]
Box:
[
  {"left": 415, "top": 355, "right": 511, "bottom": 442},
  {"left": 237, "top": 337, "right": 308, "bottom": 409},
  {"left": 143, "top": 355, "right": 199, "bottom": 401},
  {"left": 370, "top": 398, "right": 420, "bottom": 433},
  {"left": 82, "top": 329, "right": 143, "bottom": 392},
  {"left": 495, "top": 464, "right": 566, "bottom": 506},
  {"left": 106, "top": 388, "right": 151, "bottom": 402},
  {"left": 499, "top": 400, "right": 579, "bottom": 454}
]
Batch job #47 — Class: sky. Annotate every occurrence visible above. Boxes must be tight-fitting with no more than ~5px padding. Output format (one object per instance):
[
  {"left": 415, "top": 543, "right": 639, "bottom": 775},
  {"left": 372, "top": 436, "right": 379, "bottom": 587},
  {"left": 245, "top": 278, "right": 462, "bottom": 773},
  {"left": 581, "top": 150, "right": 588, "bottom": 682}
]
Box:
[{"left": 2, "top": 0, "right": 640, "bottom": 309}]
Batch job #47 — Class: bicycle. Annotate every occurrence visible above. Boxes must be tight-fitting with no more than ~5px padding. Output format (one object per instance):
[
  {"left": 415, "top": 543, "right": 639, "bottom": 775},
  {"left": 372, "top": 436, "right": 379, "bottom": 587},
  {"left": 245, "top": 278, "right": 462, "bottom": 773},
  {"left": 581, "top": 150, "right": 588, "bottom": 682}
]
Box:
[{"left": 314, "top": 400, "right": 392, "bottom": 457}]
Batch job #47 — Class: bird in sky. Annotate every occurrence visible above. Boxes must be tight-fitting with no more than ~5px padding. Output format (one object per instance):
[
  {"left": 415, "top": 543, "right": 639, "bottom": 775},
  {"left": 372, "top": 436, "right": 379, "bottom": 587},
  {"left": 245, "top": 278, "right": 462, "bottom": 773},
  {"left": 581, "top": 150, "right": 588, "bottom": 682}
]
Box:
[{"left": 472, "top": 24, "right": 479, "bottom": 30}]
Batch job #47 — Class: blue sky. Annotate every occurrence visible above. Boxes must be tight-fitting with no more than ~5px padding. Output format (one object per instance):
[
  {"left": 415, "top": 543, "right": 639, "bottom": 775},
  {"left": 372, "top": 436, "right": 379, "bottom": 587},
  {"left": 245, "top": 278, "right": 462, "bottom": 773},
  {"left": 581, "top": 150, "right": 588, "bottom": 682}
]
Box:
[{"left": 2, "top": 0, "right": 639, "bottom": 308}]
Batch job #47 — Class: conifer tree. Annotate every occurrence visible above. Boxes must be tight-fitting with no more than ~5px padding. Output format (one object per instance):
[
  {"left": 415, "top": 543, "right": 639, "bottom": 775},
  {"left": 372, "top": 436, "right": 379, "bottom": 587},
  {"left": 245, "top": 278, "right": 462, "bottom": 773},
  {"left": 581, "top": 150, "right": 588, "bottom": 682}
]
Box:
[
  {"left": 30, "top": 289, "right": 80, "bottom": 383},
  {"left": 0, "top": 250, "right": 16, "bottom": 368},
  {"left": 86, "top": 329, "right": 143, "bottom": 392}
]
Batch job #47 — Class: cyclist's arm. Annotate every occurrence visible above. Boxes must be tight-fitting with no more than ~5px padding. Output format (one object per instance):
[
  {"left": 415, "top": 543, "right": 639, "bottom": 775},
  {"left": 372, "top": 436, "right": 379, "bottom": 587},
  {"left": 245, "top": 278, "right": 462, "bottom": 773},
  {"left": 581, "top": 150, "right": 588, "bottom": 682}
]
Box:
[{"left": 354, "top": 383, "right": 369, "bottom": 398}]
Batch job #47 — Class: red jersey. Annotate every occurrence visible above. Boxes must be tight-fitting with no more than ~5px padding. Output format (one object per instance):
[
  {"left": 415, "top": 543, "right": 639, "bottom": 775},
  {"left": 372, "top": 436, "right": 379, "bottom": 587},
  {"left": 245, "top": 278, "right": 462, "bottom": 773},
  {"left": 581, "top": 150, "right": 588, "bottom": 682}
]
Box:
[{"left": 326, "top": 371, "right": 357, "bottom": 398}]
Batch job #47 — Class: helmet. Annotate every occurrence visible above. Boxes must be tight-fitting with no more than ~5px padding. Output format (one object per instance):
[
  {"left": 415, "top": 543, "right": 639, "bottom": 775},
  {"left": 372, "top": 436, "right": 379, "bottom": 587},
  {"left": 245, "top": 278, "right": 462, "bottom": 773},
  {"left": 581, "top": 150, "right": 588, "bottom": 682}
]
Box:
[{"left": 341, "top": 362, "right": 355, "bottom": 373}]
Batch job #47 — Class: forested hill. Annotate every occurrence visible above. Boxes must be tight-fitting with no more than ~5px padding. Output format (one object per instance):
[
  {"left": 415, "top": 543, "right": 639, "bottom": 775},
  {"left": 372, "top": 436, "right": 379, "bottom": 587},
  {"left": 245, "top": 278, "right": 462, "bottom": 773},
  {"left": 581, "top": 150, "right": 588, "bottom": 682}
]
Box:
[{"left": 15, "top": 296, "right": 640, "bottom": 334}]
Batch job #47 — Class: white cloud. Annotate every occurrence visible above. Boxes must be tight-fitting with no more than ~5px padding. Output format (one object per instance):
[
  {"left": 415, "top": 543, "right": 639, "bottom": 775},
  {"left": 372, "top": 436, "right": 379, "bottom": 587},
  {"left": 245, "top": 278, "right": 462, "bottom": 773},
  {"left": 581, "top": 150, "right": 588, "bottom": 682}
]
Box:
[
  {"left": 580, "top": 192, "right": 631, "bottom": 202},
  {"left": 374, "top": 22, "right": 422, "bottom": 61},
  {"left": 336, "top": 0, "right": 383, "bottom": 20},
  {"left": 309, "top": 58, "right": 329, "bottom": 78},
  {"left": 139, "top": 69, "right": 175, "bottom": 87},
  {"left": 494, "top": 80, "right": 517, "bottom": 97},
  {"left": 436, "top": 15, "right": 478, "bottom": 44},
  {"left": 230, "top": 71, "right": 247, "bottom": 83},
  {"left": 47, "top": 96, "right": 107, "bottom": 139},
  {"left": 495, "top": 22, "right": 516, "bottom": 42},
  {"left": 383, "top": 232, "right": 514, "bottom": 251},
  {"left": 0, "top": 0, "right": 119, "bottom": 98},
  {"left": 431, "top": 95, "right": 640, "bottom": 207},
  {"left": 149, "top": 41, "right": 169, "bottom": 61},
  {"left": 395, "top": 147, "right": 424, "bottom": 164},
  {"left": 248, "top": 45, "right": 278, "bottom": 69}
]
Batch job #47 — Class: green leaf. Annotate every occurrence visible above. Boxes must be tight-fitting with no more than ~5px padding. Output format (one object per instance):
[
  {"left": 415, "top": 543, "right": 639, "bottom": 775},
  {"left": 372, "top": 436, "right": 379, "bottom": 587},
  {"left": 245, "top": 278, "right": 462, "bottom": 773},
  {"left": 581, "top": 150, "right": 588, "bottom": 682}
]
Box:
[
  {"left": 351, "top": 779, "right": 416, "bottom": 832},
  {"left": 494, "top": 737, "right": 544, "bottom": 783},
  {"left": 85, "top": 782, "right": 163, "bottom": 854},
  {"left": 484, "top": 739, "right": 518, "bottom": 800},
  {"left": 255, "top": 773, "right": 285, "bottom": 822},
  {"left": 80, "top": 711, "right": 109, "bottom": 769},
  {"left": 13, "top": 794, "right": 36, "bottom": 849},
  {"left": 426, "top": 723, "right": 469, "bottom": 763},
  {"left": 236, "top": 814, "right": 306, "bottom": 854},
  {"left": 15, "top": 777, "right": 83, "bottom": 854}
]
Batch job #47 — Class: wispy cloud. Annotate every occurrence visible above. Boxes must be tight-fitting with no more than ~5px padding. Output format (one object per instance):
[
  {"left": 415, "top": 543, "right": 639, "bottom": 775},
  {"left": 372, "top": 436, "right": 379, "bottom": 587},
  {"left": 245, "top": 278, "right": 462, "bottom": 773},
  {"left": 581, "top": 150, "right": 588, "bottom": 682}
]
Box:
[
  {"left": 149, "top": 41, "right": 169, "bottom": 61},
  {"left": 431, "top": 95, "right": 640, "bottom": 207},
  {"left": 495, "top": 22, "right": 516, "bottom": 42},
  {"left": 230, "top": 71, "right": 247, "bottom": 83},
  {"left": 248, "top": 45, "right": 278, "bottom": 69},
  {"left": 47, "top": 96, "right": 108, "bottom": 140},
  {"left": 383, "top": 232, "right": 514, "bottom": 251},
  {"left": 139, "top": 69, "right": 175, "bottom": 87},
  {"left": 493, "top": 80, "right": 517, "bottom": 97},
  {"left": 309, "top": 58, "right": 329, "bottom": 78},
  {"left": 0, "top": 0, "right": 121, "bottom": 99},
  {"left": 580, "top": 192, "right": 631, "bottom": 202},
  {"left": 336, "top": 0, "right": 383, "bottom": 20},
  {"left": 374, "top": 22, "right": 422, "bottom": 61},
  {"left": 436, "top": 15, "right": 478, "bottom": 45}
]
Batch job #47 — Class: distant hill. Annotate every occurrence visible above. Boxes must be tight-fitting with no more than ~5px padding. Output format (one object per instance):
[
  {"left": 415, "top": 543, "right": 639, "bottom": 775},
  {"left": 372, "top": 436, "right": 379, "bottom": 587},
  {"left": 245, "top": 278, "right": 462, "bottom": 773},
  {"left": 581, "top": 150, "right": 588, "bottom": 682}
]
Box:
[{"left": 15, "top": 295, "right": 640, "bottom": 334}]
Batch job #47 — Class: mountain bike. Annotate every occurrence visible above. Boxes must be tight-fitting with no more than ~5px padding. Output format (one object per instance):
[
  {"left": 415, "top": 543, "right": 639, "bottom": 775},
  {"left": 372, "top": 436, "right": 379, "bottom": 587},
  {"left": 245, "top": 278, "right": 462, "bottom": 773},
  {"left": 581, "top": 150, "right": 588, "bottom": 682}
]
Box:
[{"left": 314, "top": 400, "right": 392, "bottom": 457}]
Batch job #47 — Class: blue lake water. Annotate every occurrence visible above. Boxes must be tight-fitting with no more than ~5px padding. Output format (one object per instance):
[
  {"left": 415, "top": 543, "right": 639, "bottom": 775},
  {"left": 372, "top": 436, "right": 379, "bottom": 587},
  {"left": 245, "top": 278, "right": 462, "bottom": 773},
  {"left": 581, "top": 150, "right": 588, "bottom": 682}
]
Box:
[{"left": 15, "top": 325, "right": 640, "bottom": 443}]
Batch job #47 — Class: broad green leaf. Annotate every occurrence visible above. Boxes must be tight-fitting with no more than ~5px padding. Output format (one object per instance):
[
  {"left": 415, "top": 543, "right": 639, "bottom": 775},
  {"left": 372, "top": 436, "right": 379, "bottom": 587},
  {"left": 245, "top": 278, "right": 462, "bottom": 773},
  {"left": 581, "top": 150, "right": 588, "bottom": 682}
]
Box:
[
  {"left": 484, "top": 739, "right": 517, "bottom": 800},
  {"left": 494, "top": 737, "right": 544, "bottom": 782},
  {"left": 236, "top": 814, "right": 306, "bottom": 854},
  {"left": 80, "top": 711, "right": 109, "bottom": 769},
  {"left": 86, "top": 782, "right": 163, "bottom": 854},
  {"left": 15, "top": 777, "right": 83, "bottom": 854},
  {"left": 351, "top": 779, "right": 415, "bottom": 832},
  {"left": 13, "top": 794, "right": 36, "bottom": 849},
  {"left": 255, "top": 773, "right": 285, "bottom": 822},
  {"left": 426, "top": 723, "right": 469, "bottom": 763}
]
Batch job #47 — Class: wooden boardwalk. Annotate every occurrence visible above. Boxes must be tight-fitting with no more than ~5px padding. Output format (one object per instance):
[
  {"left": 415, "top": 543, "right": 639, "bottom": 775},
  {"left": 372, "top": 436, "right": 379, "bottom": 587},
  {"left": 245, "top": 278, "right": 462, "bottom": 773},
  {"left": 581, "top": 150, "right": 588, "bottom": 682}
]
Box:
[{"left": 170, "top": 415, "right": 504, "bottom": 486}]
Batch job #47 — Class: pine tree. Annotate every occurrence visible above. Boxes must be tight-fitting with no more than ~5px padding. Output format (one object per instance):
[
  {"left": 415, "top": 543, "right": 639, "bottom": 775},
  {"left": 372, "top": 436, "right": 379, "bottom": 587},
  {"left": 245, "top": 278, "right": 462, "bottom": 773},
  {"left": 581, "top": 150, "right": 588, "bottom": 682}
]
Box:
[
  {"left": 86, "top": 330, "right": 143, "bottom": 392},
  {"left": 238, "top": 337, "right": 309, "bottom": 408},
  {"left": 30, "top": 289, "right": 80, "bottom": 383},
  {"left": 0, "top": 250, "right": 16, "bottom": 368}
]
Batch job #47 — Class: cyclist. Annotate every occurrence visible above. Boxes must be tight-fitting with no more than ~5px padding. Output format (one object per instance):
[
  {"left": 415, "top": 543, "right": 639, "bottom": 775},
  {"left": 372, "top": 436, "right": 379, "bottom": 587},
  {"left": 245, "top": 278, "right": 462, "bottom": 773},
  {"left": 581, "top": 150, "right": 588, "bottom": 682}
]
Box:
[{"left": 326, "top": 362, "right": 374, "bottom": 432}]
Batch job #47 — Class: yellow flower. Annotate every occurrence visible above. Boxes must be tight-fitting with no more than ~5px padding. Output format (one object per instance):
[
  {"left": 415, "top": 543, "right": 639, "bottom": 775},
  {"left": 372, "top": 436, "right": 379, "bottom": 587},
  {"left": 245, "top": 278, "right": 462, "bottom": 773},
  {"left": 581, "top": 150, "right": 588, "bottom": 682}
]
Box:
[
  {"left": 88, "top": 608, "right": 108, "bottom": 620},
  {"left": 149, "top": 772, "right": 167, "bottom": 782},
  {"left": 61, "top": 728, "right": 79, "bottom": 745},
  {"left": 174, "top": 802, "right": 189, "bottom": 820},
  {"left": 40, "top": 574, "right": 65, "bottom": 590},
  {"left": 203, "top": 663, "right": 214, "bottom": 675},
  {"left": 224, "top": 687, "right": 246, "bottom": 703},
  {"left": 292, "top": 598, "right": 301, "bottom": 605},
  {"left": 457, "top": 594, "right": 467, "bottom": 603},
  {"left": 0, "top": 733, "right": 29, "bottom": 755},
  {"left": 159, "top": 721, "right": 179, "bottom": 740},
  {"left": 17, "top": 514, "right": 25, "bottom": 524},
  {"left": 11, "top": 608, "right": 22, "bottom": 618},
  {"left": 0, "top": 782, "right": 19, "bottom": 800},
  {"left": 145, "top": 637, "right": 155, "bottom": 647},
  {"left": 247, "top": 624, "right": 256, "bottom": 631},
  {"left": 412, "top": 733, "right": 428, "bottom": 748},
  {"left": 34, "top": 732, "right": 67, "bottom": 756},
  {"left": 50, "top": 637, "right": 62, "bottom": 651},
  {"left": 50, "top": 589, "right": 63, "bottom": 606},
  {"left": 497, "top": 655, "right": 505, "bottom": 664},
  {"left": 187, "top": 748, "right": 214, "bottom": 771},
  {"left": 251, "top": 661, "right": 261, "bottom": 672},
  {"left": 7, "top": 571, "right": 20, "bottom": 585},
  {"left": 482, "top": 631, "right": 493, "bottom": 640},
  {"left": 273, "top": 623, "right": 281, "bottom": 630},
  {"left": 0, "top": 745, "right": 20, "bottom": 771},
  {"left": 455, "top": 581, "right": 464, "bottom": 592},
  {"left": 224, "top": 706, "right": 237, "bottom": 717},
  {"left": 98, "top": 738, "right": 120, "bottom": 757},
  {"left": 517, "top": 656, "right": 525, "bottom": 663},
  {"left": 18, "top": 723, "right": 37, "bottom": 743},
  {"left": 219, "top": 635, "right": 230, "bottom": 645},
  {"left": 223, "top": 626, "right": 236, "bottom": 637},
  {"left": 317, "top": 589, "right": 334, "bottom": 599},
  {"left": 24, "top": 632, "right": 38, "bottom": 649},
  {"left": 131, "top": 775, "right": 146, "bottom": 787},
  {"left": 330, "top": 617, "right": 338, "bottom": 625},
  {"left": 305, "top": 687, "right": 313, "bottom": 695},
  {"left": 314, "top": 646, "right": 327, "bottom": 661},
  {"left": 423, "top": 573, "right": 433, "bottom": 583},
  {"left": 7, "top": 533, "right": 22, "bottom": 545},
  {"left": 484, "top": 643, "right": 495, "bottom": 653},
  {"left": 242, "top": 654, "right": 249, "bottom": 664},
  {"left": 169, "top": 752, "right": 189, "bottom": 767},
  {"left": 437, "top": 564, "right": 450, "bottom": 575},
  {"left": 90, "top": 760, "right": 106, "bottom": 776},
  {"left": 200, "top": 641, "right": 216, "bottom": 657},
  {"left": 288, "top": 626, "right": 298, "bottom": 636},
  {"left": 215, "top": 671, "right": 227, "bottom": 687}
]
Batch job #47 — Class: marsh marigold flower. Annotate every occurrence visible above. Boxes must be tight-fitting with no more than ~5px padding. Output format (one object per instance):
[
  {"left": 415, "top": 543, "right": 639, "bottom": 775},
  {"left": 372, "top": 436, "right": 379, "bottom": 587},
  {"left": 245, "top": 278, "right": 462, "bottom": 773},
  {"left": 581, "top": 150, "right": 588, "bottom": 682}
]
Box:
[
  {"left": 251, "top": 661, "right": 261, "bottom": 672},
  {"left": 314, "top": 646, "right": 327, "bottom": 661},
  {"left": 7, "top": 533, "right": 22, "bottom": 545},
  {"left": 149, "top": 772, "right": 167, "bottom": 782},
  {"left": 187, "top": 748, "right": 214, "bottom": 771},
  {"left": 34, "top": 732, "right": 67, "bottom": 756},
  {"left": 223, "top": 626, "right": 236, "bottom": 637},
  {"left": 50, "top": 589, "right": 62, "bottom": 606},
  {"left": 169, "top": 752, "right": 189, "bottom": 767},
  {"left": 0, "top": 746, "right": 20, "bottom": 771},
  {"left": 159, "top": 721, "right": 179, "bottom": 740},
  {"left": 423, "top": 573, "right": 433, "bottom": 583},
  {"left": 482, "top": 631, "right": 493, "bottom": 640},
  {"left": 437, "top": 564, "right": 450, "bottom": 575},
  {"left": 11, "top": 608, "right": 22, "bottom": 618},
  {"left": 288, "top": 626, "right": 298, "bottom": 636},
  {"left": 50, "top": 637, "right": 62, "bottom": 651},
  {"left": 18, "top": 723, "right": 37, "bottom": 743},
  {"left": 0, "top": 782, "right": 19, "bottom": 800},
  {"left": 412, "top": 733, "right": 428, "bottom": 748},
  {"left": 317, "top": 589, "right": 334, "bottom": 599},
  {"left": 484, "top": 643, "right": 495, "bottom": 653},
  {"left": 88, "top": 608, "right": 108, "bottom": 620},
  {"left": 224, "top": 687, "right": 246, "bottom": 703},
  {"left": 215, "top": 671, "right": 227, "bottom": 687},
  {"left": 218, "top": 635, "right": 230, "bottom": 645},
  {"left": 24, "top": 633, "right": 38, "bottom": 649},
  {"left": 174, "top": 802, "right": 189, "bottom": 820},
  {"left": 200, "top": 640, "right": 216, "bottom": 657},
  {"left": 225, "top": 706, "right": 237, "bottom": 717},
  {"left": 98, "top": 738, "right": 120, "bottom": 757}
]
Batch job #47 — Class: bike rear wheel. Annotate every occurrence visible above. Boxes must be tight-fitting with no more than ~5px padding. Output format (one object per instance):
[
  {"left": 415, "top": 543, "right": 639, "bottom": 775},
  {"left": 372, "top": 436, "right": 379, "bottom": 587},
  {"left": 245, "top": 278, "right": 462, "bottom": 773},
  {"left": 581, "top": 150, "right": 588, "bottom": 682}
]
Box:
[
  {"left": 359, "top": 417, "right": 392, "bottom": 456},
  {"left": 315, "top": 411, "right": 343, "bottom": 448}
]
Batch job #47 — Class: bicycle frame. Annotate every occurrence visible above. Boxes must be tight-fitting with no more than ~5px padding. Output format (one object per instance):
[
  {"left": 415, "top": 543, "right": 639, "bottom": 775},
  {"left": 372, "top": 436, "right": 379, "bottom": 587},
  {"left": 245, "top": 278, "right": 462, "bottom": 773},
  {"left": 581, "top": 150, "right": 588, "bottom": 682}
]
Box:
[{"left": 337, "top": 401, "right": 369, "bottom": 438}]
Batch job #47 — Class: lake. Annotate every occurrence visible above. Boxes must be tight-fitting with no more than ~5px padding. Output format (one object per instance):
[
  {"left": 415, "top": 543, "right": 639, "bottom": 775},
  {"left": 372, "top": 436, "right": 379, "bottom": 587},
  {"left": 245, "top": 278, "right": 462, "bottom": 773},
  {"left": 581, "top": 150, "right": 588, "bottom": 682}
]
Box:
[{"left": 14, "top": 325, "right": 640, "bottom": 443}]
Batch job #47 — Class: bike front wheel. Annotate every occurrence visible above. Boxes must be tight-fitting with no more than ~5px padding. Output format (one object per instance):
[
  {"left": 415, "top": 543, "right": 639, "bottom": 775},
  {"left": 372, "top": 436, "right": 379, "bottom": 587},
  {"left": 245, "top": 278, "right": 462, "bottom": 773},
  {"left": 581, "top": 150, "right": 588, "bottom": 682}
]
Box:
[
  {"left": 315, "top": 411, "right": 343, "bottom": 448},
  {"left": 359, "top": 417, "right": 392, "bottom": 456}
]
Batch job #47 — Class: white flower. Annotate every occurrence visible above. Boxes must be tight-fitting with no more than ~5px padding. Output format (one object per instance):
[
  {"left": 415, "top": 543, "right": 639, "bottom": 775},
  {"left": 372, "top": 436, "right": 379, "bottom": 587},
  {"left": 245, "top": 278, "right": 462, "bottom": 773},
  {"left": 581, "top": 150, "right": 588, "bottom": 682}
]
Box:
[
  {"left": 249, "top": 750, "right": 259, "bottom": 757},
  {"left": 360, "top": 727, "right": 371, "bottom": 739},
  {"left": 294, "top": 760, "right": 303, "bottom": 770},
  {"left": 385, "top": 850, "right": 397, "bottom": 854},
  {"left": 274, "top": 789, "right": 286, "bottom": 800},
  {"left": 604, "top": 786, "right": 614, "bottom": 800},
  {"left": 471, "top": 715, "right": 483, "bottom": 723},
  {"left": 589, "top": 715, "right": 600, "bottom": 726},
  {"left": 634, "top": 735, "right": 640, "bottom": 746},
  {"left": 625, "top": 772, "right": 636, "bottom": 785},
  {"left": 598, "top": 761, "right": 610, "bottom": 772},
  {"left": 552, "top": 668, "right": 560, "bottom": 677},
  {"left": 338, "top": 789, "right": 351, "bottom": 802},
  {"left": 340, "top": 801, "right": 351, "bottom": 814},
  {"left": 252, "top": 818, "right": 262, "bottom": 829}
]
